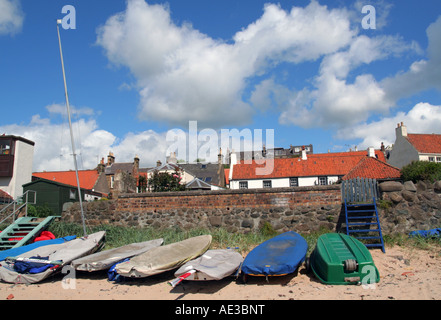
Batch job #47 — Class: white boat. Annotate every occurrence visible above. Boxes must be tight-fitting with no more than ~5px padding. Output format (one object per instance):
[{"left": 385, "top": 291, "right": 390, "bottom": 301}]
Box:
[
  {"left": 169, "top": 249, "right": 243, "bottom": 287},
  {"left": 116, "top": 235, "right": 212, "bottom": 278},
  {"left": 71, "top": 238, "right": 163, "bottom": 272},
  {"left": 0, "top": 231, "right": 105, "bottom": 284}
]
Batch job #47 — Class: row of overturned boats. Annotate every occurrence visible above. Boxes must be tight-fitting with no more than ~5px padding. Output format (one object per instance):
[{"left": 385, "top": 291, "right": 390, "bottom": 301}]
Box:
[{"left": 0, "top": 229, "right": 380, "bottom": 287}]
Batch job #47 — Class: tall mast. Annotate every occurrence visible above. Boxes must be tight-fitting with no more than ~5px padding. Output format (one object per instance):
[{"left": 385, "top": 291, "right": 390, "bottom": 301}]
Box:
[{"left": 56, "top": 20, "right": 87, "bottom": 237}]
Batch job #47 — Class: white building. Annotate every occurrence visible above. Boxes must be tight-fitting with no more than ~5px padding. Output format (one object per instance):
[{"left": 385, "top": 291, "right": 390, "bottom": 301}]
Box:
[
  {"left": 0, "top": 135, "right": 35, "bottom": 200},
  {"left": 387, "top": 122, "right": 441, "bottom": 168},
  {"left": 229, "top": 148, "right": 387, "bottom": 190}
]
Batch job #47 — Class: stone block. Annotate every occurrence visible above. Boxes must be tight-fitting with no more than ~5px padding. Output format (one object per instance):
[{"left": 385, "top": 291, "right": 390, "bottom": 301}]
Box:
[
  {"left": 403, "top": 181, "right": 417, "bottom": 192},
  {"left": 379, "top": 181, "right": 403, "bottom": 192}
]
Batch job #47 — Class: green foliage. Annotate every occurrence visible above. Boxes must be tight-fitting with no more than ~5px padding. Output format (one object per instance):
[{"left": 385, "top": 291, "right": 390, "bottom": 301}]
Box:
[
  {"left": 27, "top": 204, "right": 54, "bottom": 218},
  {"left": 401, "top": 161, "right": 441, "bottom": 182},
  {"left": 259, "top": 221, "right": 278, "bottom": 237},
  {"left": 148, "top": 169, "right": 186, "bottom": 192},
  {"left": 377, "top": 199, "right": 393, "bottom": 210}
]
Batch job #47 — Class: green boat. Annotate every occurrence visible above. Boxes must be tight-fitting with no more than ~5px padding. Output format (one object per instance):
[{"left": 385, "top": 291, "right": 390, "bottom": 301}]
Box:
[{"left": 305, "top": 233, "right": 380, "bottom": 285}]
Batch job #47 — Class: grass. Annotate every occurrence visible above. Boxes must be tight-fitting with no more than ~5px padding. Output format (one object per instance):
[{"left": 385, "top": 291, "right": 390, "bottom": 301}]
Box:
[
  {"left": 45, "top": 222, "right": 441, "bottom": 255},
  {"left": 47, "top": 222, "right": 334, "bottom": 254}
]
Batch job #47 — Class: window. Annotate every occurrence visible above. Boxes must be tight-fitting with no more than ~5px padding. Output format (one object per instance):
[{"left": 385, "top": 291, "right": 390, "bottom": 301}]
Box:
[
  {"left": 0, "top": 139, "right": 12, "bottom": 155},
  {"left": 239, "top": 181, "right": 248, "bottom": 189},
  {"left": 437, "top": 157, "right": 441, "bottom": 163},
  {"left": 69, "top": 189, "right": 76, "bottom": 200},
  {"left": 205, "top": 177, "right": 212, "bottom": 183},
  {"left": 429, "top": 157, "right": 435, "bottom": 162},
  {"left": 290, "top": 177, "right": 298, "bottom": 187},
  {"left": 263, "top": 180, "right": 272, "bottom": 188},
  {"left": 318, "top": 177, "right": 328, "bottom": 185}
]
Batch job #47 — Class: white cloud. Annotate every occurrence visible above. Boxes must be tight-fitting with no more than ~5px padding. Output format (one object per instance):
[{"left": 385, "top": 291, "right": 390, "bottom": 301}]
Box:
[
  {"left": 0, "top": 0, "right": 23, "bottom": 35},
  {"left": 277, "top": 33, "right": 419, "bottom": 129},
  {"left": 96, "top": 0, "right": 356, "bottom": 128},
  {"left": 0, "top": 114, "right": 172, "bottom": 172},
  {"left": 46, "top": 103, "right": 95, "bottom": 117},
  {"left": 335, "top": 102, "right": 441, "bottom": 149},
  {"left": 381, "top": 16, "right": 441, "bottom": 102}
]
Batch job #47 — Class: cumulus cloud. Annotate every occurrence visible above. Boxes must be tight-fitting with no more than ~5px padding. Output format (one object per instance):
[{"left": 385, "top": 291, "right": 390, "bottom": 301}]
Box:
[
  {"left": 277, "top": 33, "right": 420, "bottom": 128},
  {"left": 335, "top": 102, "right": 441, "bottom": 149},
  {"left": 0, "top": 112, "right": 172, "bottom": 172},
  {"left": 0, "top": 0, "right": 23, "bottom": 35},
  {"left": 96, "top": 0, "right": 355, "bottom": 128}
]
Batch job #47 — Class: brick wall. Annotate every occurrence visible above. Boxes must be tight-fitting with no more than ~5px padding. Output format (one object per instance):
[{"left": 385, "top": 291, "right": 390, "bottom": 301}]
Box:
[{"left": 63, "top": 185, "right": 343, "bottom": 234}]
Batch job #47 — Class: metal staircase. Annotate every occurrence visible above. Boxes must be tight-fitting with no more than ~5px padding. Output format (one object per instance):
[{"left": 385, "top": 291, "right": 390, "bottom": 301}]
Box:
[
  {"left": 0, "top": 190, "right": 60, "bottom": 250},
  {"left": 344, "top": 199, "right": 385, "bottom": 253}
]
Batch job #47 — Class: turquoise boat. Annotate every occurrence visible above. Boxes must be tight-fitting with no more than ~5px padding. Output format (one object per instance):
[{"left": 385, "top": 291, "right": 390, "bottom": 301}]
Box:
[{"left": 306, "top": 233, "right": 380, "bottom": 285}]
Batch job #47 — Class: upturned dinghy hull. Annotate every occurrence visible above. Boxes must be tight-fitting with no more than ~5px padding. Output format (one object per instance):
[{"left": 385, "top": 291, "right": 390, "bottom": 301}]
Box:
[
  {"left": 306, "top": 233, "right": 380, "bottom": 285},
  {"left": 0, "top": 231, "right": 105, "bottom": 284},
  {"left": 71, "top": 238, "right": 164, "bottom": 272},
  {"left": 170, "top": 249, "right": 243, "bottom": 286},
  {"left": 240, "top": 231, "right": 307, "bottom": 280},
  {"left": 116, "top": 235, "right": 212, "bottom": 278}
]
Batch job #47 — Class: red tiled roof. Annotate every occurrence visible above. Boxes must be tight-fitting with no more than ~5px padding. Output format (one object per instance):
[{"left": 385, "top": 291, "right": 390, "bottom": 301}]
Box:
[
  {"left": 224, "top": 169, "right": 230, "bottom": 185},
  {"left": 32, "top": 170, "right": 100, "bottom": 190},
  {"left": 231, "top": 150, "right": 386, "bottom": 180},
  {"left": 0, "top": 189, "right": 13, "bottom": 201},
  {"left": 342, "top": 157, "right": 401, "bottom": 180},
  {"left": 407, "top": 134, "right": 441, "bottom": 154}
]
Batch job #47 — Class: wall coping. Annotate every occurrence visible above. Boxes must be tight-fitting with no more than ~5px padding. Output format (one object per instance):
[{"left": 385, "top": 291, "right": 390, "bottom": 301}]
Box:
[{"left": 117, "top": 184, "right": 342, "bottom": 199}]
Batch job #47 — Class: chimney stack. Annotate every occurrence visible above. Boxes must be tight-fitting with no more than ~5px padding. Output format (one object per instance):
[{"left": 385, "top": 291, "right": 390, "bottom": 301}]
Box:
[
  {"left": 301, "top": 146, "right": 307, "bottom": 160},
  {"left": 107, "top": 151, "right": 115, "bottom": 166},
  {"left": 396, "top": 122, "right": 407, "bottom": 137},
  {"left": 156, "top": 160, "right": 162, "bottom": 167},
  {"left": 368, "top": 147, "right": 375, "bottom": 158}
]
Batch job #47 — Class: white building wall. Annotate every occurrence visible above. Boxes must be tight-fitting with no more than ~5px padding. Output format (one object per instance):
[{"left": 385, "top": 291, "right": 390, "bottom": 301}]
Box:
[
  {"left": 230, "top": 176, "right": 340, "bottom": 190},
  {"left": 0, "top": 139, "right": 34, "bottom": 199}
]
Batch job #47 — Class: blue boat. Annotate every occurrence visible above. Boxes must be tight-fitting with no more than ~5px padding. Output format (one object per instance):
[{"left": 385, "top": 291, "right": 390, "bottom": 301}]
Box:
[
  {"left": 240, "top": 231, "right": 307, "bottom": 282},
  {"left": 0, "top": 236, "right": 76, "bottom": 262}
]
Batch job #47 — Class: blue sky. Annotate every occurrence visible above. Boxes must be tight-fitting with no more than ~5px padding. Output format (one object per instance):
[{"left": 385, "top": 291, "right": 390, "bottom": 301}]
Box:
[{"left": 0, "top": 0, "right": 440, "bottom": 171}]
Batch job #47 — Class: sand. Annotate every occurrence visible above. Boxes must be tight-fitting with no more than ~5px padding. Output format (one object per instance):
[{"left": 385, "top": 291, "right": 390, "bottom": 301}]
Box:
[{"left": 1, "top": 245, "right": 440, "bottom": 301}]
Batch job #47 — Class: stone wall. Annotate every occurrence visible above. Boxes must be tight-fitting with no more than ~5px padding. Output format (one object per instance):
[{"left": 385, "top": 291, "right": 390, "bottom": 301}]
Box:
[
  {"left": 61, "top": 181, "right": 441, "bottom": 235},
  {"left": 378, "top": 180, "right": 441, "bottom": 234},
  {"left": 62, "top": 185, "right": 343, "bottom": 234}
]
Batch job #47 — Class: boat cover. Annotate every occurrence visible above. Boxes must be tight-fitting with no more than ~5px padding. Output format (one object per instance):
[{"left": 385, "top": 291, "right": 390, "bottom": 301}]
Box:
[
  {"left": 174, "top": 249, "right": 243, "bottom": 280},
  {"left": 71, "top": 238, "right": 164, "bottom": 272},
  {"left": 409, "top": 228, "right": 441, "bottom": 238},
  {"left": 116, "top": 235, "right": 212, "bottom": 278},
  {"left": 241, "top": 231, "right": 307, "bottom": 276},
  {"left": 0, "top": 231, "right": 105, "bottom": 284},
  {"left": 0, "top": 236, "right": 76, "bottom": 262}
]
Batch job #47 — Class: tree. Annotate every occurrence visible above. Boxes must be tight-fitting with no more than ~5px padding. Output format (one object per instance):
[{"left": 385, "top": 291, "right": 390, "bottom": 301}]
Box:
[
  {"left": 401, "top": 161, "right": 441, "bottom": 182},
  {"left": 148, "top": 169, "right": 186, "bottom": 192}
]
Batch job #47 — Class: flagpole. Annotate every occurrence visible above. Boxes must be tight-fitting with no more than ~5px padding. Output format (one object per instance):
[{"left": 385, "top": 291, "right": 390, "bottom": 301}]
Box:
[{"left": 56, "top": 19, "right": 87, "bottom": 237}]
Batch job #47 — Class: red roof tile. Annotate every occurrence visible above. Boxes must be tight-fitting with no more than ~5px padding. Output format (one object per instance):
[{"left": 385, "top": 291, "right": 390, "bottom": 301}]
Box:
[
  {"left": 33, "top": 170, "right": 100, "bottom": 190},
  {"left": 407, "top": 134, "right": 441, "bottom": 154},
  {"left": 231, "top": 150, "right": 386, "bottom": 180},
  {"left": 0, "top": 189, "right": 13, "bottom": 201},
  {"left": 342, "top": 157, "right": 401, "bottom": 180},
  {"left": 224, "top": 169, "right": 230, "bottom": 185}
]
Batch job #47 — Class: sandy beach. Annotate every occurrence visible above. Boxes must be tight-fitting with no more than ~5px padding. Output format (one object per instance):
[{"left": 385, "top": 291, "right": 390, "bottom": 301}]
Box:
[{"left": 1, "top": 245, "right": 440, "bottom": 301}]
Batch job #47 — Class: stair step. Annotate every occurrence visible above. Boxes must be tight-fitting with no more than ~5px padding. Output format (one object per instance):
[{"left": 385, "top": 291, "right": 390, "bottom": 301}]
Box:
[
  {"left": 347, "top": 216, "right": 377, "bottom": 220},
  {"left": 347, "top": 222, "right": 379, "bottom": 226},
  {"left": 348, "top": 229, "right": 380, "bottom": 233},
  {"left": 346, "top": 209, "right": 375, "bottom": 213},
  {"left": 355, "top": 236, "right": 382, "bottom": 240}
]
